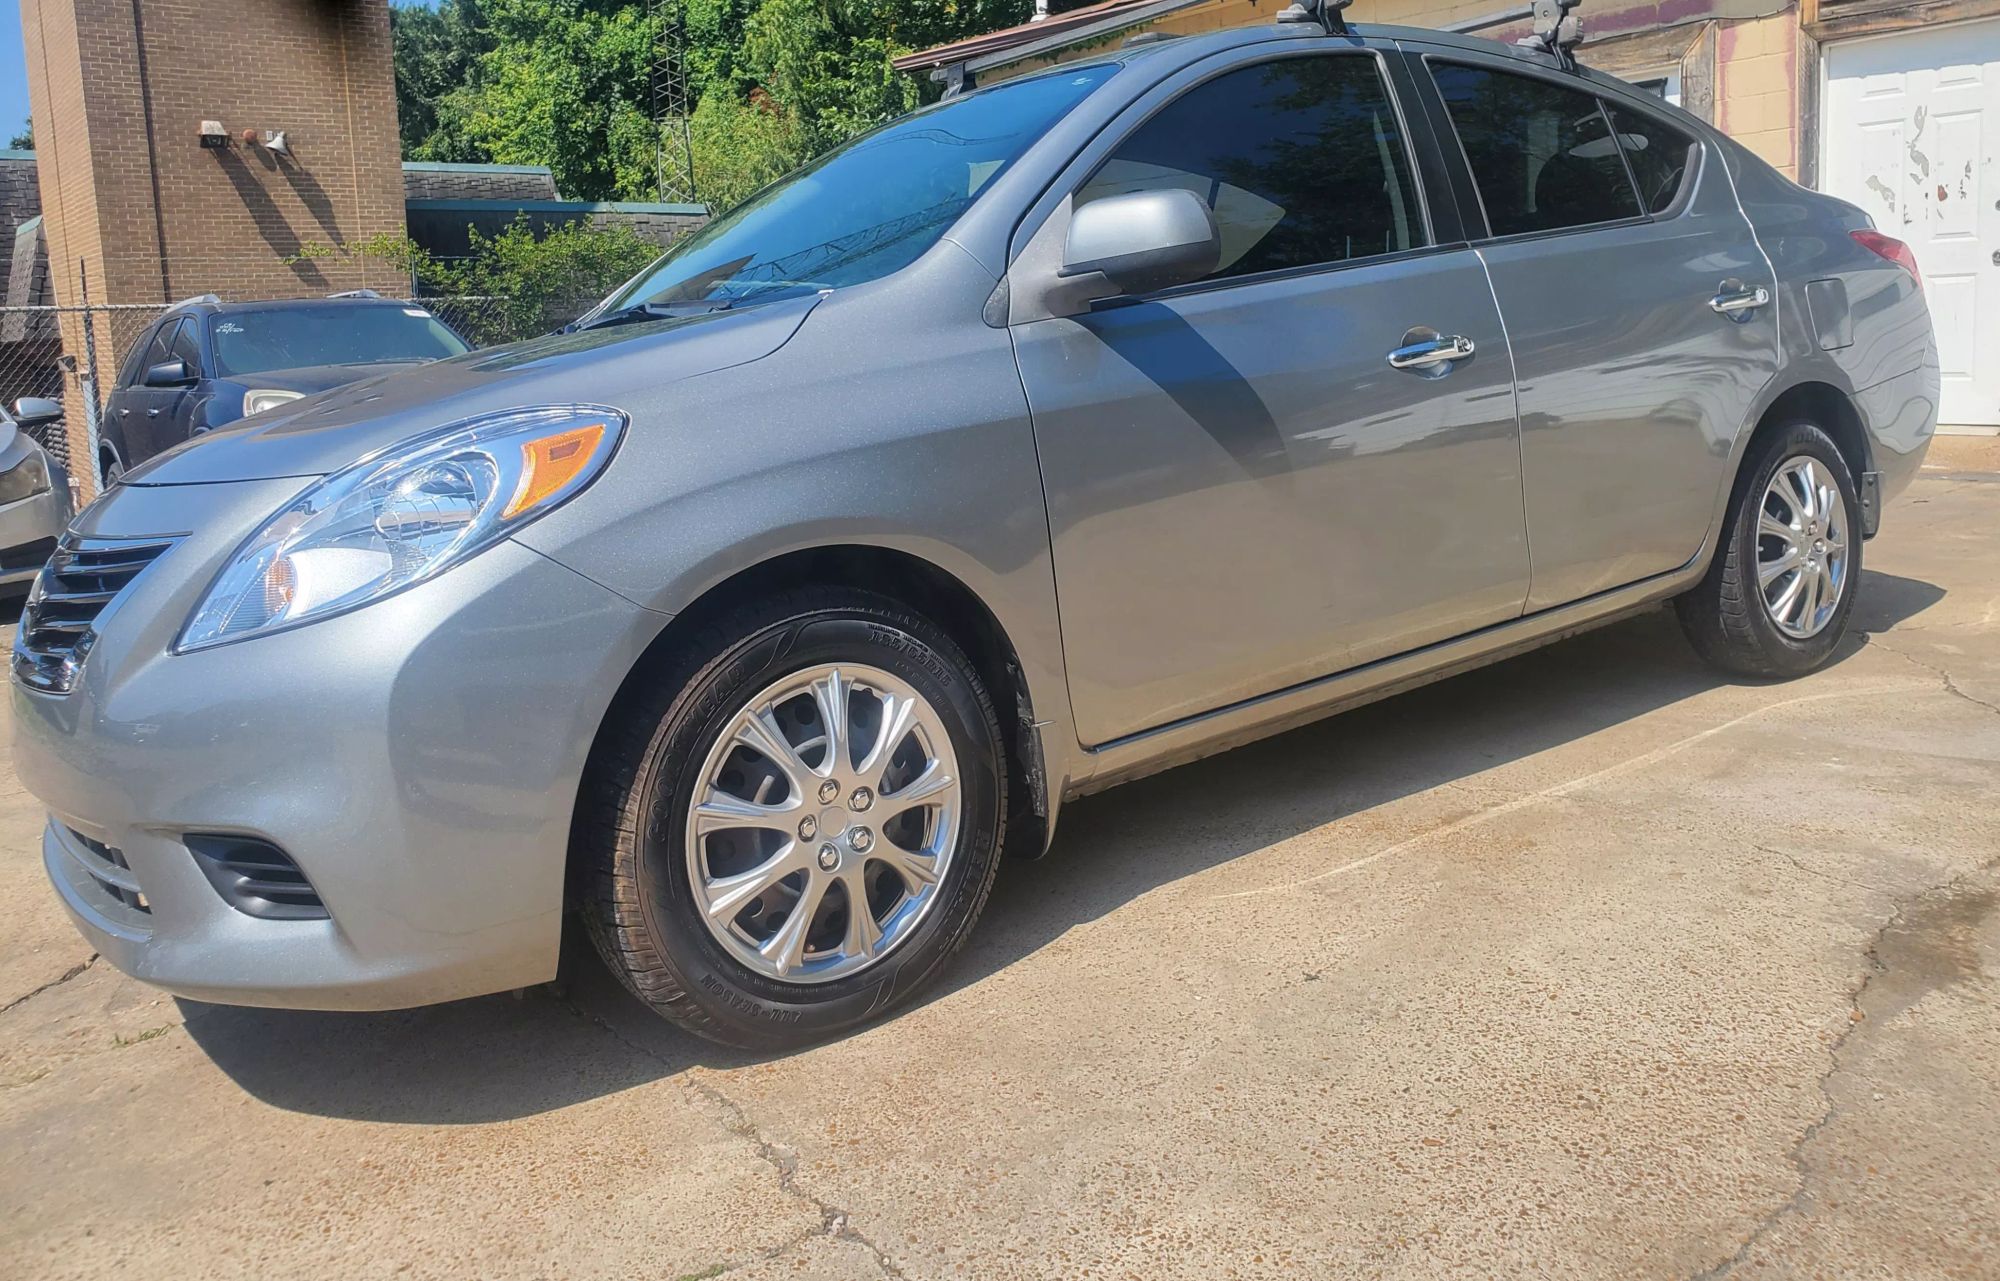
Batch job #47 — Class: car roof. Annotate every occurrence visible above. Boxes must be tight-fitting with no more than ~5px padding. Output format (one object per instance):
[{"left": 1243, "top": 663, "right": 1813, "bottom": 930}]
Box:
[{"left": 164, "top": 295, "right": 435, "bottom": 320}]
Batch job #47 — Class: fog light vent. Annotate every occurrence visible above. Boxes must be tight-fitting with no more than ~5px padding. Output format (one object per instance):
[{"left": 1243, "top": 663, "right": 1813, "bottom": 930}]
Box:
[{"left": 186, "top": 835, "right": 329, "bottom": 920}]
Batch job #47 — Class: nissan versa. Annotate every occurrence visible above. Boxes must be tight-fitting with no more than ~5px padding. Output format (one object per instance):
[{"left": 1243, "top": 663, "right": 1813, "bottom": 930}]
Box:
[{"left": 13, "top": 19, "right": 1935, "bottom": 1049}]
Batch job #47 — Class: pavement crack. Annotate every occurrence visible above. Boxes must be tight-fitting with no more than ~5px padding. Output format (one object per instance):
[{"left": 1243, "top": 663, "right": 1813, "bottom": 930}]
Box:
[
  {"left": 1695, "top": 850, "right": 2000, "bottom": 1279},
  {"left": 0, "top": 953, "right": 97, "bottom": 1017},
  {"left": 552, "top": 986, "right": 901, "bottom": 1278},
  {"left": 1863, "top": 636, "right": 2000, "bottom": 718},
  {"left": 683, "top": 1072, "right": 907, "bottom": 1279}
]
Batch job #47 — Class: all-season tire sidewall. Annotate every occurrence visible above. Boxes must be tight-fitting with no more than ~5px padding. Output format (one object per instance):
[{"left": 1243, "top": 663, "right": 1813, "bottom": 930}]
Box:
[
  {"left": 1684, "top": 422, "right": 1863, "bottom": 678},
  {"left": 633, "top": 612, "right": 1003, "bottom": 1046}
]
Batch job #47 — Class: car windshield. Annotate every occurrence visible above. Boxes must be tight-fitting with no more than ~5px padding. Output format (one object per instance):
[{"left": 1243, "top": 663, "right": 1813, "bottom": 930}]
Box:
[
  {"left": 590, "top": 63, "right": 1119, "bottom": 317},
  {"left": 207, "top": 305, "right": 470, "bottom": 377}
]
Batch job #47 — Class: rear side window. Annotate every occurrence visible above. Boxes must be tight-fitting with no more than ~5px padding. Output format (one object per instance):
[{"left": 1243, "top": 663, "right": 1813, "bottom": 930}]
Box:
[
  {"left": 1608, "top": 105, "right": 1695, "bottom": 214},
  {"left": 1076, "top": 54, "right": 1426, "bottom": 284},
  {"left": 1430, "top": 62, "right": 1640, "bottom": 237}
]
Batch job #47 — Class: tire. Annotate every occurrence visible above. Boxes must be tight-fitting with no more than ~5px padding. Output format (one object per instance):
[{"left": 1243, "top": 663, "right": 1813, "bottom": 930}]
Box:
[
  {"left": 1676, "top": 421, "right": 1862, "bottom": 678},
  {"left": 575, "top": 587, "right": 1007, "bottom": 1049}
]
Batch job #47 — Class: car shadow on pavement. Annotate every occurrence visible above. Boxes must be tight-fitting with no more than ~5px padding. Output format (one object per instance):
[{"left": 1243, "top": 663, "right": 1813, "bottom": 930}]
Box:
[{"left": 178, "top": 571, "right": 1944, "bottom": 1122}]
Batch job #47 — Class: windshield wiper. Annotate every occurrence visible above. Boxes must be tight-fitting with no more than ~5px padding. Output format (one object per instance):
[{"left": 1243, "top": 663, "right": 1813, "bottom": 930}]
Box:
[{"left": 570, "top": 298, "right": 733, "bottom": 333}]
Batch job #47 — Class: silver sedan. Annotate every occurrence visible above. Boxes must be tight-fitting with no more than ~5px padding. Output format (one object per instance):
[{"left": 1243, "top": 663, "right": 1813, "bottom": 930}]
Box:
[{"left": 12, "top": 18, "right": 1935, "bottom": 1048}]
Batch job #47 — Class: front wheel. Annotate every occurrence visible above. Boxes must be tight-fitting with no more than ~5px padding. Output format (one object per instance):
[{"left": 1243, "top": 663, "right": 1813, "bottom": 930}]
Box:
[
  {"left": 576, "top": 588, "right": 1007, "bottom": 1049},
  {"left": 1676, "top": 421, "right": 1862, "bottom": 678}
]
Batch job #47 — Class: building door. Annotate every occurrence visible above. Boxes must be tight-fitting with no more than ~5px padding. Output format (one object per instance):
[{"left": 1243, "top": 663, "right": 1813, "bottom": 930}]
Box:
[{"left": 1823, "top": 19, "right": 2000, "bottom": 427}]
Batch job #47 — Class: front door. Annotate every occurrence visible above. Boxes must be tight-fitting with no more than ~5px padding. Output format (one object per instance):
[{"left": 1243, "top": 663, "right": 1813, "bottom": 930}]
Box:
[
  {"left": 1412, "top": 50, "right": 1781, "bottom": 610},
  {"left": 1014, "top": 47, "right": 1529, "bottom": 746},
  {"left": 1823, "top": 18, "right": 2000, "bottom": 427}
]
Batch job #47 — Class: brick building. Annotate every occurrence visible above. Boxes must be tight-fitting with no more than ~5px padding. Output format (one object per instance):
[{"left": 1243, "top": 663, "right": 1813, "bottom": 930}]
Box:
[{"left": 13, "top": 0, "right": 711, "bottom": 488}]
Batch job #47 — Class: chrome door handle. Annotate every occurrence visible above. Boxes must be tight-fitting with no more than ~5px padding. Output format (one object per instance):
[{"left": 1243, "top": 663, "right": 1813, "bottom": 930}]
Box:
[
  {"left": 1709, "top": 285, "right": 1770, "bottom": 316},
  {"left": 117, "top": 407, "right": 130, "bottom": 416},
  {"left": 1387, "top": 334, "right": 1475, "bottom": 369},
  {"left": 145, "top": 408, "right": 160, "bottom": 417}
]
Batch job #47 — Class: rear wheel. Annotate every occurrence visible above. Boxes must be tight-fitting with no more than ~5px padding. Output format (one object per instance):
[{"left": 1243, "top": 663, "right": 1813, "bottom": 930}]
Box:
[
  {"left": 576, "top": 588, "right": 1006, "bottom": 1049},
  {"left": 1676, "top": 421, "right": 1861, "bottom": 678}
]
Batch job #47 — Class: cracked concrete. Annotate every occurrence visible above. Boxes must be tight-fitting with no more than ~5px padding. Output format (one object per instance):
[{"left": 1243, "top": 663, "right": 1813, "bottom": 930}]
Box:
[{"left": 1, "top": 454, "right": 1997, "bottom": 1279}]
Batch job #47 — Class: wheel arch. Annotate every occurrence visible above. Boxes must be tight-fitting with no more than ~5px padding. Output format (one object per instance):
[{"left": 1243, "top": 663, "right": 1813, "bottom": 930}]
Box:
[{"left": 572, "top": 543, "right": 1054, "bottom": 896}]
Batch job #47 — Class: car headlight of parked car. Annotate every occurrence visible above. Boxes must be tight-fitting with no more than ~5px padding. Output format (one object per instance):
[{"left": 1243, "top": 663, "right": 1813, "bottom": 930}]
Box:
[
  {"left": 0, "top": 449, "right": 51, "bottom": 505},
  {"left": 242, "top": 388, "right": 307, "bottom": 417},
  {"left": 177, "top": 405, "right": 624, "bottom": 653}
]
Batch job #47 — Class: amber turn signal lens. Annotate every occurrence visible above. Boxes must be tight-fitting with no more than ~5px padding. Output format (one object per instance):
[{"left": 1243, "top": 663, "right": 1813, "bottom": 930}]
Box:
[{"left": 503, "top": 422, "right": 607, "bottom": 519}]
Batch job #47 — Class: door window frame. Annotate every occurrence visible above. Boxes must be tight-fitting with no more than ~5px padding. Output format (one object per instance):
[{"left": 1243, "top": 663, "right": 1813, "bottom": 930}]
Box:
[
  {"left": 1008, "top": 39, "right": 1467, "bottom": 312},
  {"left": 1402, "top": 46, "right": 1706, "bottom": 246}
]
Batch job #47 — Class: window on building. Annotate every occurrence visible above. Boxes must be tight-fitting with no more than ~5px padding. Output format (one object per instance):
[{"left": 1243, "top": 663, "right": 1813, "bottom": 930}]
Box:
[
  {"left": 1430, "top": 62, "right": 1641, "bottom": 237},
  {"left": 1608, "top": 105, "right": 1696, "bottom": 214},
  {"left": 1076, "top": 54, "right": 1426, "bottom": 284}
]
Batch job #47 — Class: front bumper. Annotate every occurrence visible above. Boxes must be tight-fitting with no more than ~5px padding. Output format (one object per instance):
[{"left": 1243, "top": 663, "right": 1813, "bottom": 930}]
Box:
[
  {"left": 0, "top": 485, "right": 68, "bottom": 587},
  {"left": 13, "top": 476, "right": 666, "bottom": 1010}
]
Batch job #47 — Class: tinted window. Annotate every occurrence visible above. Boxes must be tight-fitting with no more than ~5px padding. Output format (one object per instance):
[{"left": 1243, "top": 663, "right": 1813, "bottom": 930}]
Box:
[
  {"left": 119, "top": 323, "right": 164, "bottom": 386},
  {"left": 596, "top": 63, "right": 1118, "bottom": 314},
  {"left": 207, "top": 305, "right": 470, "bottom": 377},
  {"left": 1431, "top": 63, "right": 1640, "bottom": 236},
  {"left": 1075, "top": 54, "right": 1424, "bottom": 284},
  {"left": 167, "top": 318, "right": 203, "bottom": 373},
  {"left": 1609, "top": 105, "right": 1695, "bottom": 214}
]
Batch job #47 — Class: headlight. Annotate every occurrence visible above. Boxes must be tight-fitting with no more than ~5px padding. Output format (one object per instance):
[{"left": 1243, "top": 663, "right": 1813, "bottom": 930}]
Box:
[
  {"left": 0, "top": 450, "right": 50, "bottom": 504},
  {"left": 177, "top": 405, "right": 624, "bottom": 653},
  {"left": 243, "top": 389, "right": 306, "bottom": 417}
]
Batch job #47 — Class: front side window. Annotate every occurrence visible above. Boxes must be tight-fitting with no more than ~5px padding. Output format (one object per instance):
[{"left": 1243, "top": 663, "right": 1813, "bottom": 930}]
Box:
[
  {"left": 120, "top": 323, "right": 164, "bottom": 386},
  {"left": 596, "top": 63, "right": 1119, "bottom": 315},
  {"left": 168, "top": 318, "right": 203, "bottom": 374},
  {"left": 207, "top": 306, "right": 470, "bottom": 378},
  {"left": 1076, "top": 55, "right": 1425, "bottom": 285},
  {"left": 1430, "top": 62, "right": 1641, "bottom": 237}
]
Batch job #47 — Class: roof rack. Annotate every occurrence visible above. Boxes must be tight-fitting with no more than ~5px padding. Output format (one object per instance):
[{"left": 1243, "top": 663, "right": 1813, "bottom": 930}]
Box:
[
  {"left": 327, "top": 288, "right": 383, "bottom": 299},
  {"left": 1275, "top": 0, "right": 1351, "bottom": 36},
  {"left": 167, "top": 292, "right": 221, "bottom": 309},
  {"left": 1518, "top": 0, "right": 1584, "bottom": 71}
]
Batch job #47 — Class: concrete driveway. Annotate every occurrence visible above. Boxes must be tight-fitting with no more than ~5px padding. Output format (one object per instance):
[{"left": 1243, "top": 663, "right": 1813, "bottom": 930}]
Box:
[{"left": 3, "top": 443, "right": 1996, "bottom": 1280}]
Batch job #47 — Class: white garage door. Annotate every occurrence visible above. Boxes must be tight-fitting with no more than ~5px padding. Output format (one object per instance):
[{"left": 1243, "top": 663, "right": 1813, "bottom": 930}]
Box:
[{"left": 1822, "top": 20, "right": 2000, "bottom": 427}]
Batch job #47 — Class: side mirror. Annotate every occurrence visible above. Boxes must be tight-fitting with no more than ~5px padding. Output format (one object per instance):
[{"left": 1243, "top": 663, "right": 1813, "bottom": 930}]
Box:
[
  {"left": 1060, "top": 188, "right": 1221, "bottom": 299},
  {"left": 145, "top": 359, "right": 194, "bottom": 388},
  {"left": 10, "top": 396, "right": 63, "bottom": 428}
]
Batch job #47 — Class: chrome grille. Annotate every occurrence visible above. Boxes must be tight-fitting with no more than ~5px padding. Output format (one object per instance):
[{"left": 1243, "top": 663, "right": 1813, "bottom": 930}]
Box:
[{"left": 12, "top": 534, "right": 175, "bottom": 694}]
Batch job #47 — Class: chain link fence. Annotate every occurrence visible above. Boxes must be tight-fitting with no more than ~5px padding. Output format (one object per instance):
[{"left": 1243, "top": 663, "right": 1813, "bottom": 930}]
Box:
[{"left": 0, "top": 295, "right": 541, "bottom": 504}]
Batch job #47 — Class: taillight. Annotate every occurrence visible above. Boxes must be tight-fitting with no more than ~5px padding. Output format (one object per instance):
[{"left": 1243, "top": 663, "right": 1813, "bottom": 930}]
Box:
[{"left": 1851, "top": 229, "right": 1922, "bottom": 291}]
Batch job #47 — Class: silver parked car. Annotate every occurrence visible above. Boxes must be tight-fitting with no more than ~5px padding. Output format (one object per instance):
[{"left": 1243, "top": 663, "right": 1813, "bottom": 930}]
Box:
[
  {"left": 13, "top": 19, "right": 1935, "bottom": 1048},
  {"left": 0, "top": 397, "right": 75, "bottom": 591}
]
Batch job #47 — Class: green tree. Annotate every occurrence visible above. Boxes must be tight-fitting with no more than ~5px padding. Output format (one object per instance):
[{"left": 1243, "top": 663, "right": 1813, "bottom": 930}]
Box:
[
  {"left": 7, "top": 118, "right": 31, "bottom": 150},
  {"left": 393, "top": 1, "right": 496, "bottom": 157},
  {"left": 391, "top": 0, "right": 1039, "bottom": 210}
]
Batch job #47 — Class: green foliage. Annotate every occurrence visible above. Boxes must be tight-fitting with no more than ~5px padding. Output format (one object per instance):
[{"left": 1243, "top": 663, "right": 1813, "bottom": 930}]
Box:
[
  {"left": 391, "top": 0, "right": 1036, "bottom": 210},
  {"left": 289, "top": 218, "right": 665, "bottom": 344},
  {"left": 7, "top": 118, "right": 31, "bottom": 150}
]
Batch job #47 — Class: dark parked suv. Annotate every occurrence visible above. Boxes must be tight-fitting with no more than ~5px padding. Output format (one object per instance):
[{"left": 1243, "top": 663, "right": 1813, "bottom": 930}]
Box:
[{"left": 100, "top": 293, "right": 470, "bottom": 479}]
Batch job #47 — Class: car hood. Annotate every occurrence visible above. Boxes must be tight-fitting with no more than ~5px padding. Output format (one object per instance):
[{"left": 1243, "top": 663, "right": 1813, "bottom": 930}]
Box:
[
  {"left": 233, "top": 361, "right": 442, "bottom": 394},
  {"left": 126, "top": 294, "right": 823, "bottom": 486}
]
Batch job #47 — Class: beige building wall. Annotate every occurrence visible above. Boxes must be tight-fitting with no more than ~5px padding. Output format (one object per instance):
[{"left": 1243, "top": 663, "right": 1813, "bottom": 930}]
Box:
[{"left": 1715, "top": 11, "right": 1801, "bottom": 176}]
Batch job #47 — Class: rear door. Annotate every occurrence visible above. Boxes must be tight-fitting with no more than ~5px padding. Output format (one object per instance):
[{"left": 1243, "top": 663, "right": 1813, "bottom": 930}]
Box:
[
  {"left": 1403, "top": 46, "right": 1781, "bottom": 610},
  {"left": 1013, "top": 42, "right": 1530, "bottom": 746}
]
